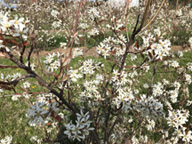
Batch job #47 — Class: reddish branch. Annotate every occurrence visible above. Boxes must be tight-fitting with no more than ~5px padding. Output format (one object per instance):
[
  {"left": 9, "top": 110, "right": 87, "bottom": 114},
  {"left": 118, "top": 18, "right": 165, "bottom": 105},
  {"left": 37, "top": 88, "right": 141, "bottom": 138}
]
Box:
[
  {"left": 0, "top": 64, "right": 18, "bottom": 69},
  {"left": 4, "top": 50, "right": 77, "bottom": 114},
  {"left": 119, "top": 0, "right": 152, "bottom": 73}
]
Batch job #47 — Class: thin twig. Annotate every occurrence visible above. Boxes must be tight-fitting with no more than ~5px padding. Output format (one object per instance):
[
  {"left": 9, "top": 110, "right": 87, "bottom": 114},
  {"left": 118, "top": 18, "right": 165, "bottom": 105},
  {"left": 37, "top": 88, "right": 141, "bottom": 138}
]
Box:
[
  {"left": 0, "top": 64, "right": 18, "bottom": 69},
  {"left": 139, "top": 0, "right": 166, "bottom": 34},
  {"left": 0, "top": 74, "right": 34, "bottom": 86},
  {"left": 20, "top": 39, "right": 26, "bottom": 64}
]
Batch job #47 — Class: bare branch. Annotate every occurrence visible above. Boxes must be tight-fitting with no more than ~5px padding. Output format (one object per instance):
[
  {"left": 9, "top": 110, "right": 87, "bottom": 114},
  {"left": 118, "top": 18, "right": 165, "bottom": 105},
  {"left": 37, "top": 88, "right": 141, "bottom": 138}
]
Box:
[
  {"left": 20, "top": 40, "right": 26, "bottom": 64},
  {"left": 118, "top": 0, "right": 153, "bottom": 73},
  {"left": 0, "top": 64, "right": 18, "bottom": 69},
  {"left": 27, "top": 41, "right": 34, "bottom": 68},
  {"left": 132, "top": 0, "right": 152, "bottom": 38},
  {"left": 139, "top": 0, "right": 166, "bottom": 34}
]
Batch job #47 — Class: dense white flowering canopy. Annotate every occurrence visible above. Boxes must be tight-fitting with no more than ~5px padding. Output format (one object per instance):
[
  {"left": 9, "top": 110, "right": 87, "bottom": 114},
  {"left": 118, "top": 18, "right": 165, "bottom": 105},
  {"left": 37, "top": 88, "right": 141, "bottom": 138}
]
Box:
[{"left": 0, "top": 0, "right": 192, "bottom": 143}]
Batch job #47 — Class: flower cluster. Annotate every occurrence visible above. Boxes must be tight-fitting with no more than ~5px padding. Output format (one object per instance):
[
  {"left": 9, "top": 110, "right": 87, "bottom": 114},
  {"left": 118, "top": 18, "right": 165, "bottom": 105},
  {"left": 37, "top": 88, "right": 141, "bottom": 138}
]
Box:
[
  {"left": 0, "top": 11, "right": 28, "bottom": 40},
  {"left": 88, "top": 7, "right": 100, "bottom": 21},
  {"left": 189, "top": 37, "right": 192, "bottom": 47},
  {"left": 80, "top": 59, "right": 103, "bottom": 75},
  {"left": 51, "top": 9, "right": 59, "bottom": 18},
  {"left": 135, "top": 94, "right": 165, "bottom": 119},
  {"left": 0, "top": 73, "right": 21, "bottom": 82},
  {"left": 27, "top": 101, "right": 59, "bottom": 126},
  {"left": 22, "top": 81, "right": 31, "bottom": 89},
  {"left": 43, "top": 52, "right": 61, "bottom": 72},
  {"left": 142, "top": 29, "right": 171, "bottom": 61},
  {"left": 107, "top": 0, "right": 126, "bottom": 9},
  {"left": 68, "top": 68, "right": 82, "bottom": 82},
  {"left": 168, "top": 81, "right": 181, "bottom": 103},
  {"left": 64, "top": 110, "right": 94, "bottom": 141},
  {"left": 80, "top": 76, "right": 103, "bottom": 101},
  {"left": 167, "top": 109, "right": 192, "bottom": 143},
  {"left": 97, "top": 35, "right": 127, "bottom": 59},
  {"left": 113, "top": 87, "right": 134, "bottom": 109},
  {"left": 111, "top": 70, "right": 130, "bottom": 87},
  {"left": 0, "top": 136, "right": 13, "bottom": 144},
  {"left": 30, "top": 136, "right": 42, "bottom": 144},
  {"left": 152, "top": 82, "right": 164, "bottom": 97}
]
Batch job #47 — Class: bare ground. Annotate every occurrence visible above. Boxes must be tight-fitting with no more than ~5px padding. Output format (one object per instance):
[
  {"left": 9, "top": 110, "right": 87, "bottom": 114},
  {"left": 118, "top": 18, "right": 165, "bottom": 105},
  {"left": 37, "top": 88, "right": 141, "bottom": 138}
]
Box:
[{"left": 0, "top": 46, "right": 191, "bottom": 58}]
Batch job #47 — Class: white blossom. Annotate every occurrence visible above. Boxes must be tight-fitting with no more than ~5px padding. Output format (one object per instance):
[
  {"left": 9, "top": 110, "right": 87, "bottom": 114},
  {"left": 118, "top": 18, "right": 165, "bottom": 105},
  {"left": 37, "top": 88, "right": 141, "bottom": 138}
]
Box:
[
  {"left": 0, "top": 136, "right": 13, "bottom": 144},
  {"left": 27, "top": 101, "right": 49, "bottom": 126},
  {"left": 64, "top": 110, "right": 94, "bottom": 141}
]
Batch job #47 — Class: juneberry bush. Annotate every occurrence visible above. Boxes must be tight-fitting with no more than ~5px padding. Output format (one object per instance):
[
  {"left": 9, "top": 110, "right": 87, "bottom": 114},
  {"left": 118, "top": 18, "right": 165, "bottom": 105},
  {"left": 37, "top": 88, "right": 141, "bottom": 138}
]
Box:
[{"left": 0, "top": 0, "right": 192, "bottom": 143}]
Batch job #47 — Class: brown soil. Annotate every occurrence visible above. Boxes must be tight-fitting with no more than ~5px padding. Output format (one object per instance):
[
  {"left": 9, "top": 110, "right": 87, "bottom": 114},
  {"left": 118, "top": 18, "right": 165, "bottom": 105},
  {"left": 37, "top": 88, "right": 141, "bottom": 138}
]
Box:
[
  {"left": 0, "top": 46, "right": 191, "bottom": 58},
  {"left": 33, "top": 47, "right": 98, "bottom": 57}
]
